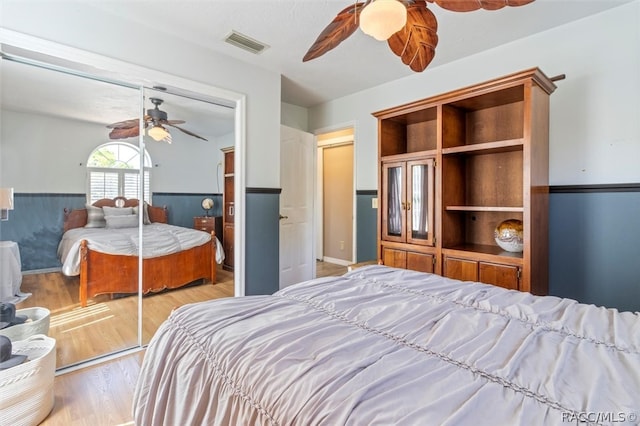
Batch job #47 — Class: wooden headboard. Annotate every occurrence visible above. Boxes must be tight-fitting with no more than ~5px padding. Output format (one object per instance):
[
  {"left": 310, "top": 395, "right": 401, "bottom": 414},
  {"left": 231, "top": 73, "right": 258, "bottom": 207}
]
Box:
[{"left": 63, "top": 197, "right": 168, "bottom": 232}]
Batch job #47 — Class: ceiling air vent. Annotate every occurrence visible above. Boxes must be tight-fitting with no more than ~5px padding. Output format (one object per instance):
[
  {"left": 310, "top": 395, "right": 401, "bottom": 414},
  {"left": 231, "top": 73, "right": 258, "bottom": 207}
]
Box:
[{"left": 224, "top": 31, "right": 269, "bottom": 55}]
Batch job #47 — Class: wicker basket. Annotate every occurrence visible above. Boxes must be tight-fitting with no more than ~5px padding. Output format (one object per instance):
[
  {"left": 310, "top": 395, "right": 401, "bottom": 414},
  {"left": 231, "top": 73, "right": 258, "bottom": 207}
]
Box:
[
  {"left": 0, "top": 334, "right": 56, "bottom": 426},
  {"left": 0, "top": 308, "right": 50, "bottom": 341}
]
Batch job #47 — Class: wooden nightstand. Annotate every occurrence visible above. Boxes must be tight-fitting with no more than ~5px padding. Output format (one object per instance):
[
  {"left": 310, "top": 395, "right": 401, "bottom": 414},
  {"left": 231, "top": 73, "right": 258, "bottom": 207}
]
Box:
[{"left": 193, "top": 216, "right": 222, "bottom": 240}]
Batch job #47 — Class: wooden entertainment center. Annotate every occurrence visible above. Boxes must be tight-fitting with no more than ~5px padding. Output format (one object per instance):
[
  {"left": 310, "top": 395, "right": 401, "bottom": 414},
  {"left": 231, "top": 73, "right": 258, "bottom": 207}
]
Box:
[{"left": 374, "top": 68, "right": 556, "bottom": 295}]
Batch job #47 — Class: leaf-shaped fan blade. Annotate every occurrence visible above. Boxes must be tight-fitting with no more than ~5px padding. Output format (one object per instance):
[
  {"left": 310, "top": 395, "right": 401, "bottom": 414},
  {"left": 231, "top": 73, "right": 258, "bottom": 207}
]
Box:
[
  {"left": 303, "top": 2, "right": 367, "bottom": 62},
  {"left": 109, "top": 126, "right": 140, "bottom": 140},
  {"left": 426, "top": 0, "right": 534, "bottom": 12},
  {"left": 165, "top": 123, "right": 208, "bottom": 141},
  {"left": 159, "top": 119, "right": 186, "bottom": 126},
  {"left": 106, "top": 118, "right": 140, "bottom": 129},
  {"left": 388, "top": 1, "right": 439, "bottom": 72}
]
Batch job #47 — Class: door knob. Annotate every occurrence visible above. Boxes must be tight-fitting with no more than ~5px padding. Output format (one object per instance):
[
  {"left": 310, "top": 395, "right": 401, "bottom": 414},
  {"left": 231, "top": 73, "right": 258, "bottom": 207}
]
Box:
[{"left": 279, "top": 214, "right": 289, "bottom": 220}]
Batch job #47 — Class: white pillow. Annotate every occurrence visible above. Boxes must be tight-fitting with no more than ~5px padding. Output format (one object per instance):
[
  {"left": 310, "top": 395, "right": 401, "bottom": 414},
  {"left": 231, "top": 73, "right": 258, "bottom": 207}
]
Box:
[
  {"left": 85, "top": 205, "right": 106, "bottom": 228},
  {"left": 102, "top": 206, "right": 134, "bottom": 216},
  {"left": 133, "top": 203, "right": 151, "bottom": 225},
  {"left": 104, "top": 214, "right": 139, "bottom": 228}
]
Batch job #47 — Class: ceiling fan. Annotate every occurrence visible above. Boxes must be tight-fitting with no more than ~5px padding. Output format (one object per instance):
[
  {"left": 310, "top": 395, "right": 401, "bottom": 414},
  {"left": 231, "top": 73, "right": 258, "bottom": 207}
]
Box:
[
  {"left": 106, "top": 97, "right": 208, "bottom": 143},
  {"left": 303, "top": 0, "right": 535, "bottom": 72}
]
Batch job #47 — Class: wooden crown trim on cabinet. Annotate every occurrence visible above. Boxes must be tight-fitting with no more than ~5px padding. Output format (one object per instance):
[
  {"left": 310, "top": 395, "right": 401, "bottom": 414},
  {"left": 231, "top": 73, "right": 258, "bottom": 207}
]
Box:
[
  {"left": 374, "top": 67, "right": 557, "bottom": 119},
  {"left": 374, "top": 67, "right": 556, "bottom": 296}
]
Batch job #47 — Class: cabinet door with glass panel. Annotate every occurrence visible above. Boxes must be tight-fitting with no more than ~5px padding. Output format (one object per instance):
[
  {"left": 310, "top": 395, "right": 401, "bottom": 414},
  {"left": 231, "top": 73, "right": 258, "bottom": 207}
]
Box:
[{"left": 381, "top": 157, "right": 435, "bottom": 246}]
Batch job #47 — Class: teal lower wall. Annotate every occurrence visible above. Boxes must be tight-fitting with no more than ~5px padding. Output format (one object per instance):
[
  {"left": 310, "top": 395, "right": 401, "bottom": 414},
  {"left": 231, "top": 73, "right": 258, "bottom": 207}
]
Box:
[
  {"left": 355, "top": 186, "right": 640, "bottom": 313},
  {"left": 0, "top": 192, "right": 221, "bottom": 271},
  {"left": 152, "top": 193, "right": 223, "bottom": 229},
  {"left": 243, "top": 190, "right": 375, "bottom": 295},
  {"left": 549, "top": 187, "right": 640, "bottom": 313},
  {"left": 356, "top": 191, "right": 378, "bottom": 263},
  {"left": 0, "top": 193, "right": 83, "bottom": 270},
  {"left": 3, "top": 187, "right": 638, "bottom": 312},
  {"left": 245, "top": 189, "right": 280, "bottom": 295}
]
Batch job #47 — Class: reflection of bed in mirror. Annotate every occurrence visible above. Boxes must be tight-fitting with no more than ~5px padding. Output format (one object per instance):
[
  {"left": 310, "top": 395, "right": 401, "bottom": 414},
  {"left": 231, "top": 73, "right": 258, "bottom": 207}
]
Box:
[{"left": 58, "top": 197, "right": 219, "bottom": 307}]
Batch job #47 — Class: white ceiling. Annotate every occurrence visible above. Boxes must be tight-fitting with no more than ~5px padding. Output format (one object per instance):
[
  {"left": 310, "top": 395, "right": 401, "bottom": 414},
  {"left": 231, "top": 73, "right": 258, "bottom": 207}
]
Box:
[
  {"left": 0, "top": 57, "right": 237, "bottom": 138},
  {"left": 0, "top": 0, "right": 634, "bottom": 136},
  {"left": 84, "top": 0, "right": 635, "bottom": 107}
]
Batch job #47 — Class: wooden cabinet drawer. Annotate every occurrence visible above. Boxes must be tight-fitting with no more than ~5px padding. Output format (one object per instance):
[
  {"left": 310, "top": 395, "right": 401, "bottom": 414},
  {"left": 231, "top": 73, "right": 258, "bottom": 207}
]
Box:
[
  {"left": 479, "top": 262, "right": 519, "bottom": 290},
  {"left": 382, "top": 247, "right": 406, "bottom": 269},
  {"left": 444, "top": 255, "right": 519, "bottom": 290},
  {"left": 193, "top": 216, "right": 222, "bottom": 239},
  {"left": 382, "top": 247, "right": 435, "bottom": 273},
  {"left": 443, "top": 257, "right": 478, "bottom": 282},
  {"left": 194, "top": 216, "right": 214, "bottom": 231},
  {"left": 406, "top": 251, "right": 435, "bottom": 273}
]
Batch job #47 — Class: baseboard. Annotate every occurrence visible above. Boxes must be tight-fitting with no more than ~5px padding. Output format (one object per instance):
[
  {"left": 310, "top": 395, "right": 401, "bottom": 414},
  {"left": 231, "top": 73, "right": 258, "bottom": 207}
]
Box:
[
  {"left": 322, "top": 256, "right": 352, "bottom": 266},
  {"left": 22, "top": 267, "right": 62, "bottom": 275}
]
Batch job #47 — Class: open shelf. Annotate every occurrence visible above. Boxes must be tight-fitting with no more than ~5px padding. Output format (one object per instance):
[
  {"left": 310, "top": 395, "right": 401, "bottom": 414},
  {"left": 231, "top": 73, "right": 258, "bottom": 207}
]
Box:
[
  {"left": 445, "top": 206, "right": 524, "bottom": 212},
  {"left": 379, "top": 106, "right": 437, "bottom": 156},
  {"left": 441, "top": 210, "right": 524, "bottom": 251},
  {"left": 443, "top": 244, "right": 524, "bottom": 262},
  {"left": 441, "top": 150, "right": 524, "bottom": 208},
  {"left": 442, "top": 139, "right": 523, "bottom": 155},
  {"left": 381, "top": 149, "right": 437, "bottom": 163},
  {"left": 442, "top": 89, "right": 525, "bottom": 150}
]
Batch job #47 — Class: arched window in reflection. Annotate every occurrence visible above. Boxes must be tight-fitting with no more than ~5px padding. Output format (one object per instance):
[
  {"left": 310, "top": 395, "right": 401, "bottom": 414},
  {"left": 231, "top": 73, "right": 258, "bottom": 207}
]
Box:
[{"left": 86, "top": 142, "right": 152, "bottom": 203}]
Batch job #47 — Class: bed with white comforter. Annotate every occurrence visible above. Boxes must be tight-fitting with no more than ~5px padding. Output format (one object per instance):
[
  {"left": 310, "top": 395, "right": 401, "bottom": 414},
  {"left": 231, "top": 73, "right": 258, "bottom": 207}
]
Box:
[
  {"left": 133, "top": 265, "right": 639, "bottom": 425},
  {"left": 57, "top": 222, "right": 224, "bottom": 276}
]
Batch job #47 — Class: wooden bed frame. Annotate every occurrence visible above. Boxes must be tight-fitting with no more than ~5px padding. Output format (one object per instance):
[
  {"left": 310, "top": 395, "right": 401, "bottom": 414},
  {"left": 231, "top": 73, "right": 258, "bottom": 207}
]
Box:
[{"left": 63, "top": 197, "right": 217, "bottom": 307}]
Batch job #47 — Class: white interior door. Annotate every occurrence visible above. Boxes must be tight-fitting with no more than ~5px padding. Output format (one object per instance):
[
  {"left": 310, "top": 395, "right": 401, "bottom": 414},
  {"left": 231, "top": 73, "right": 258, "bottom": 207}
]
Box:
[{"left": 279, "top": 125, "right": 315, "bottom": 289}]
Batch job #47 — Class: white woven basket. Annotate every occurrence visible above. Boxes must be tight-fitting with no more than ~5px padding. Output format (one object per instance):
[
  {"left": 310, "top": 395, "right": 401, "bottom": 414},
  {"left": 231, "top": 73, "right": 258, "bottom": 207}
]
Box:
[
  {"left": 0, "top": 308, "right": 50, "bottom": 341},
  {"left": 0, "top": 334, "right": 56, "bottom": 426}
]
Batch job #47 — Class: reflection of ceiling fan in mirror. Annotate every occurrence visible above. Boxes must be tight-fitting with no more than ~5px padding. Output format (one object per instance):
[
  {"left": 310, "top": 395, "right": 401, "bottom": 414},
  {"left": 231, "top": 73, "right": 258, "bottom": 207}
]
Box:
[
  {"left": 106, "top": 97, "right": 208, "bottom": 143},
  {"left": 303, "top": 0, "right": 535, "bottom": 72}
]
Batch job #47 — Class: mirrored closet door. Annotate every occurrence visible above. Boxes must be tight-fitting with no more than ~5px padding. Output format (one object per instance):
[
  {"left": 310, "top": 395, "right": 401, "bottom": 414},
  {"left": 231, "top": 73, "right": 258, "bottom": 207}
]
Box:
[
  {"left": 0, "top": 55, "right": 143, "bottom": 369},
  {"left": 139, "top": 87, "right": 236, "bottom": 346},
  {"left": 1, "top": 52, "right": 237, "bottom": 369}
]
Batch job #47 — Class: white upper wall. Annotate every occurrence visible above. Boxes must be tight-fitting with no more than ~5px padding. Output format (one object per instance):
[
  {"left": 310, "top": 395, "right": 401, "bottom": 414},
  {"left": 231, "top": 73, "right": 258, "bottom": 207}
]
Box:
[
  {"left": 1, "top": 109, "right": 227, "bottom": 194},
  {"left": 0, "top": 1, "right": 281, "bottom": 188},
  {"left": 281, "top": 102, "right": 309, "bottom": 132},
  {"left": 309, "top": 1, "right": 640, "bottom": 188}
]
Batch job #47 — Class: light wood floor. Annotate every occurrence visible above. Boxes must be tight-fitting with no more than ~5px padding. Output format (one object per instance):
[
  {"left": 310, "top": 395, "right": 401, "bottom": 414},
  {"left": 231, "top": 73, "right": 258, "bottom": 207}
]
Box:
[
  {"left": 35, "top": 261, "right": 348, "bottom": 425},
  {"left": 18, "top": 266, "right": 234, "bottom": 368}
]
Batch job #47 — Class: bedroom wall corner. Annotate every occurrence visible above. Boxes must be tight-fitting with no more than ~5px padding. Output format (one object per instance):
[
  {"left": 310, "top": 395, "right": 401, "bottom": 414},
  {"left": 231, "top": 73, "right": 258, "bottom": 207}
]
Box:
[
  {"left": 281, "top": 102, "right": 309, "bottom": 133},
  {"left": 152, "top": 193, "right": 223, "bottom": 229}
]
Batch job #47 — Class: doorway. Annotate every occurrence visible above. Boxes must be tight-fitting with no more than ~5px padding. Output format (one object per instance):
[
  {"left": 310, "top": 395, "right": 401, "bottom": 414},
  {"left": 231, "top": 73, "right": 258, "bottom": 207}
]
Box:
[{"left": 316, "top": 128, "right": 355, "bottom": 267}]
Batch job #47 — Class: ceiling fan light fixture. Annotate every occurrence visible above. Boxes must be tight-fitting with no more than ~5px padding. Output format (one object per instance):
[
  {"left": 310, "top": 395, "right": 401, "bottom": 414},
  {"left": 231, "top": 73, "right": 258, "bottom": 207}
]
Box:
[
  {"left": 148, "top": 125, "right": 170, "bottom": 143},
  {"left": 359, "top": 0, "right": 407, "bottom": 41}
]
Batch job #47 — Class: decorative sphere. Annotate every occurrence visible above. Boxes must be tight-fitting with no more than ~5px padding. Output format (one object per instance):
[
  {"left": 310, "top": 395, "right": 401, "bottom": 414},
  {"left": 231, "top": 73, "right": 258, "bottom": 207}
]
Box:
[
  {"left": 201, "top": 198, "right": 214, "bottom": 210},
  {"left": 494, "top": 219, "right": 524, "bottom": 252}
]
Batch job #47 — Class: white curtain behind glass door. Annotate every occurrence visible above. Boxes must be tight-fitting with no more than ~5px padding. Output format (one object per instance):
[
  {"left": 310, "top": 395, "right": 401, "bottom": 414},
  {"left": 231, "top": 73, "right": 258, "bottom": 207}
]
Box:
[
  {"left": 388, "top": 167, "right": 402, "bottom": 236},
  {"left": 411, "top": 165, "right": 428, "bottom": 239}
]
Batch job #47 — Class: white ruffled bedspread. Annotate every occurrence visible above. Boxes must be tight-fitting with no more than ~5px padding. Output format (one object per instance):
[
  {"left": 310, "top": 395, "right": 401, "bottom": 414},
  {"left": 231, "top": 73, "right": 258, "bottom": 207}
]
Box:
[
  {"left": 57, "top": 223, "right": 223, "bottom": 276},
  {"left": 133, "top": 265, "right": 640, "bottom": 426}
]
